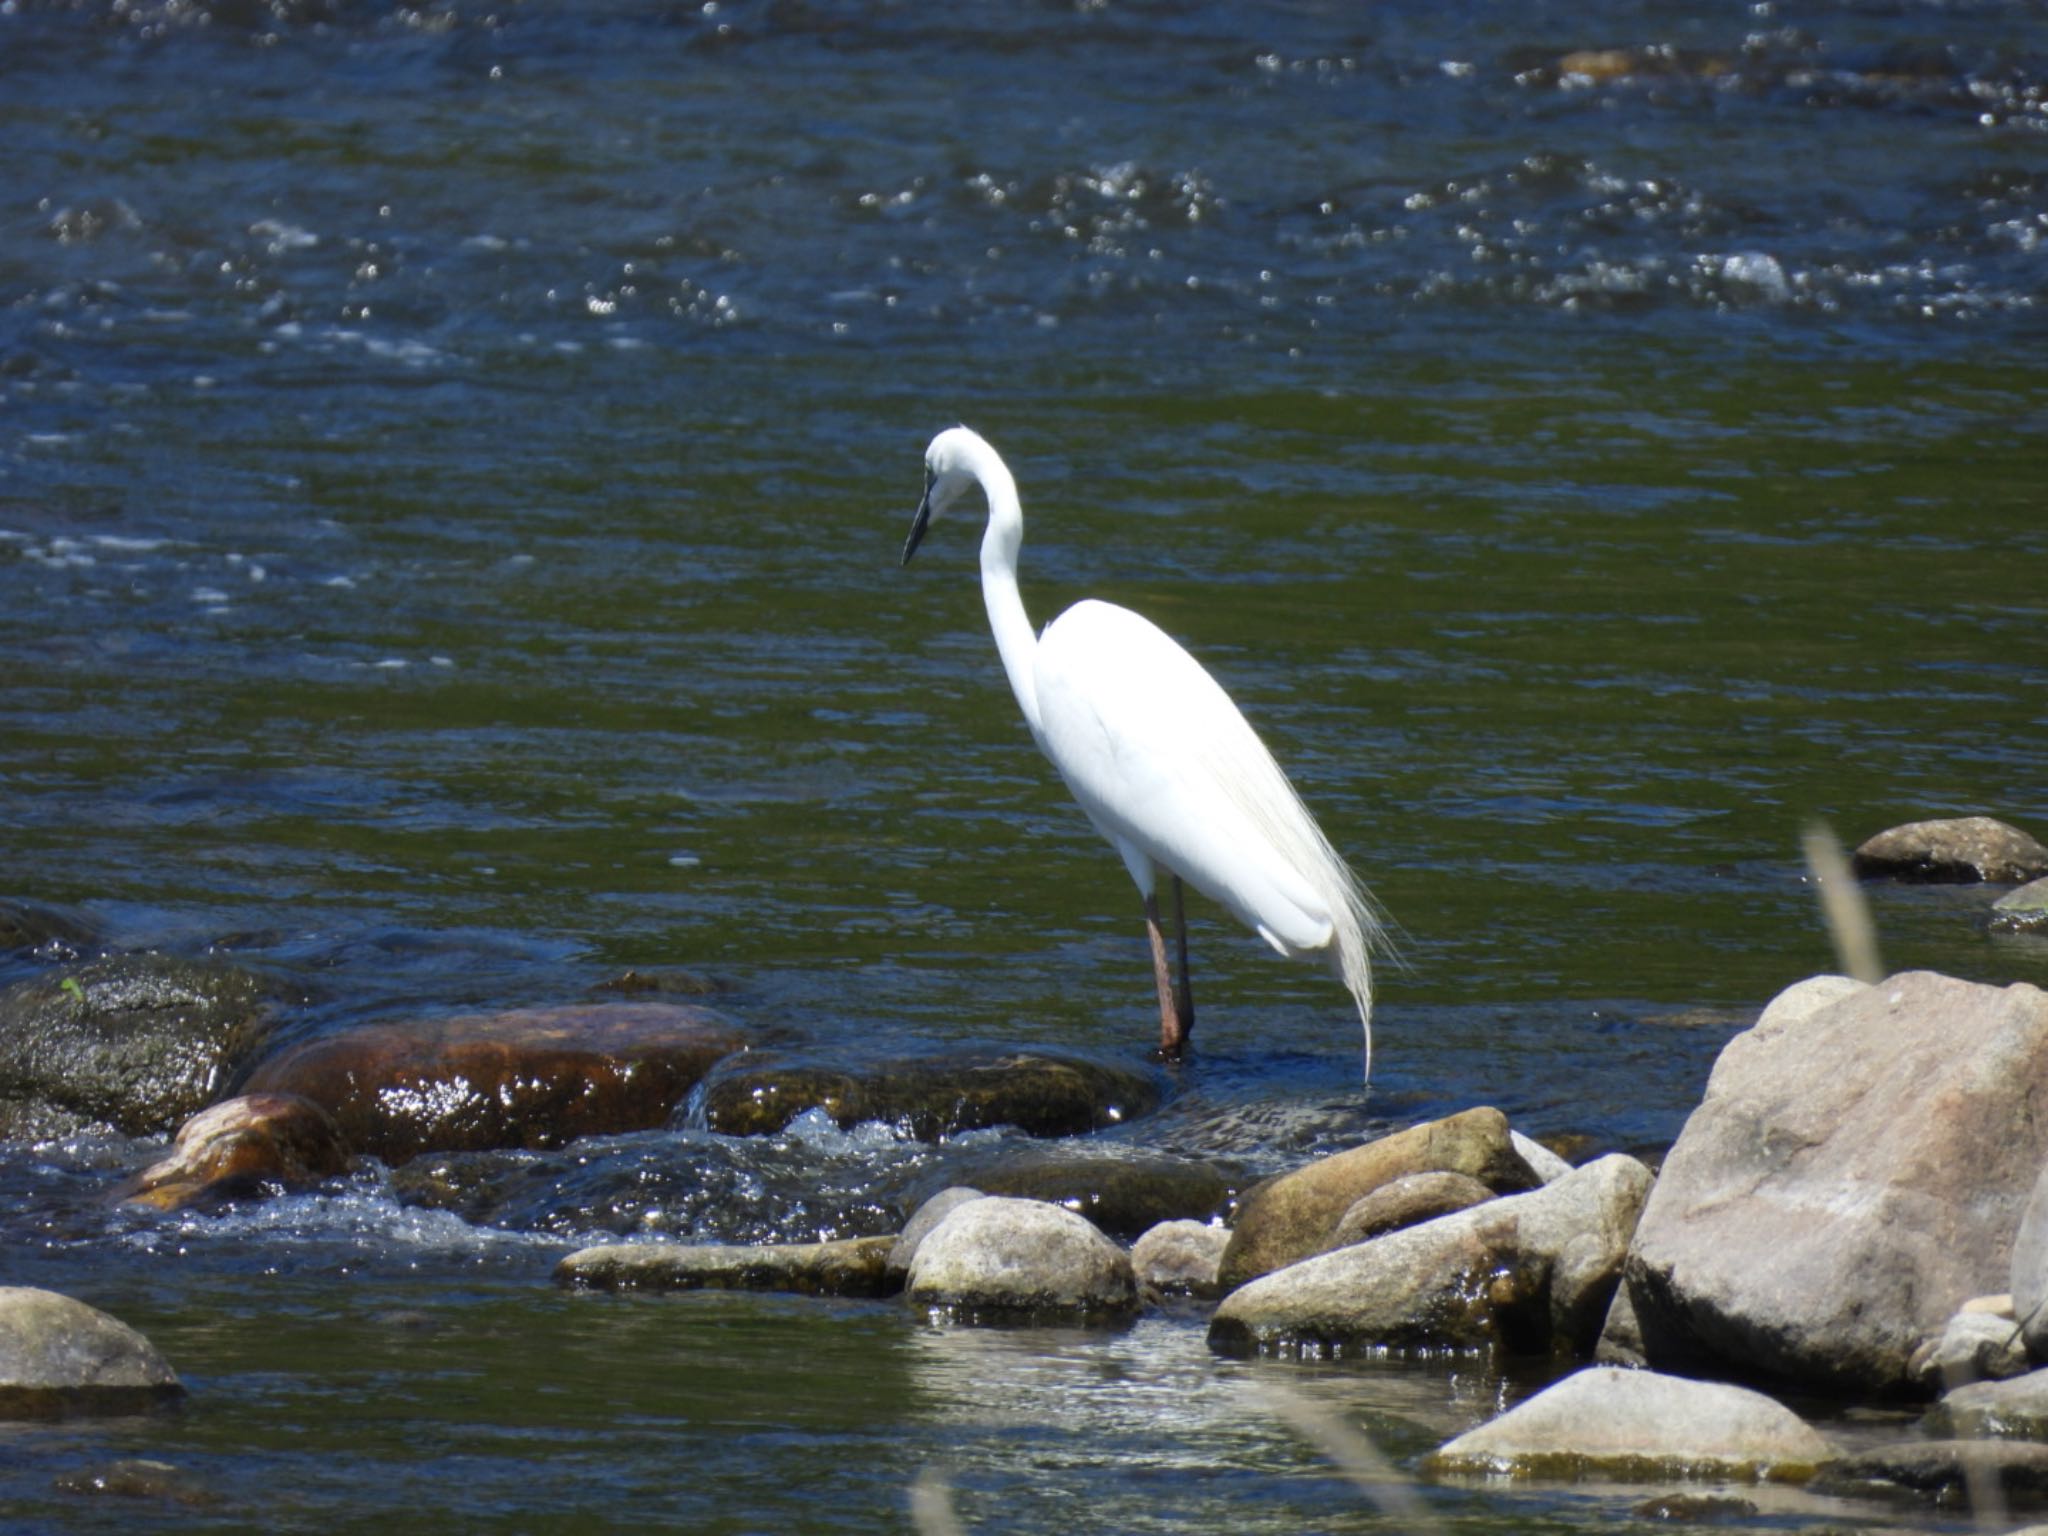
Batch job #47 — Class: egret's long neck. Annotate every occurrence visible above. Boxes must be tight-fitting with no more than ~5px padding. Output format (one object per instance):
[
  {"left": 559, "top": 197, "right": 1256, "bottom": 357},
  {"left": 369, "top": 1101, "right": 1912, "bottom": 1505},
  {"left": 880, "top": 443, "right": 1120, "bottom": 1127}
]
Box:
[{"left": 972, "top": 452, "right": 1044, "bottom": 742}]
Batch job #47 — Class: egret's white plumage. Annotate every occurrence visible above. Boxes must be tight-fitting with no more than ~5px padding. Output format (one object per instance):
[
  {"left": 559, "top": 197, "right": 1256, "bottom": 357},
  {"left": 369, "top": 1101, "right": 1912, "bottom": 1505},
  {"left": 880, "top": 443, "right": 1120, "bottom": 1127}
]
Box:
[{"left": 902, "top": 426, "right": 1384, "bottom": 1073}]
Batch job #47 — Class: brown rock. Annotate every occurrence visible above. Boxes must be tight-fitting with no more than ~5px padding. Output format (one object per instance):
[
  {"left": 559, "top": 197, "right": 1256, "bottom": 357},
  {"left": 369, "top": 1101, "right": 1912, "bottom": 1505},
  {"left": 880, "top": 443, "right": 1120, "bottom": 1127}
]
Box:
[
  {"left": 243, "top": 1003, "right": 748, "bottom": 1164},
  {"left": 555, "top": 1234, "right": 895, "bottom": 1298},
  {"left": 1852, "top": 816, "right": 2048, "bottom": 884},
  {"left": 1325, "top": 1171, "right": 1495, "bottom": 1250},
  {"left": 1216, "top": 1107, "right": 1538, "bottom": 1293},
  {"left": 116, "top": 1094, "right": 349, "bottom": 1211},
  {"left": 1605, "top": 972, "right": 2048, "bottom": 1394}
]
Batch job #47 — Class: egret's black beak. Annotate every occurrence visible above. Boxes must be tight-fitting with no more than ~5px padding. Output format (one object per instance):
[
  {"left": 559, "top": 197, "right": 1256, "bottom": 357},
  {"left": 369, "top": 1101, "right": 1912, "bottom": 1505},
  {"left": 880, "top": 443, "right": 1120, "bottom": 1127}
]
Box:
[{"left": 900, "top": 479, "right": 934, "bottom": 567}]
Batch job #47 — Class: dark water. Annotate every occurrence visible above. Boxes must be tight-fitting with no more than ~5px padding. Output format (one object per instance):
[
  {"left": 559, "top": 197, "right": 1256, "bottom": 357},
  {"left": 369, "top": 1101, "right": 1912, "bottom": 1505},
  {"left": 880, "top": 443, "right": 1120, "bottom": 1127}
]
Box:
[{"left": 3, "top": 0, "right": 2046, "bottom": 1529}]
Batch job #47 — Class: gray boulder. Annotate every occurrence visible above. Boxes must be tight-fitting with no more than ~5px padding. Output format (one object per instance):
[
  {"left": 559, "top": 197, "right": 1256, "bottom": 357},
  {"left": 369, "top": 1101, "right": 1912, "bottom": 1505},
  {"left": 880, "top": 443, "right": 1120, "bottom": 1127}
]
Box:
[
  {"left": 1130, "top": 1220, "right": 1230, "bottom": 1299},
  {"left": 1852, "top": 816, "right": 2048, "bottom": 884},
  {"left": 906, "top": 1197, "right": 1138, "bottom": 1324},
  {"left": 1426, "top": 1366, "right": 1833, "bottom": 1483},
  {"left": 1605, "top": 971, "right": 2048, "bottom": 1395},
  {"left": 1511, "top": 1131, "right": 1575, "bottom": 1184},
  {"left": 554, "top": 1235, "right": 896, "bottom": 1297},
  {"left": 0, "top": 955, "right": 276, "bottom": 1136},
  {"left": 0, "top": 1288, "right": 183, "bottom": 1419},
  {"left": 1209, "top": 1153, "right": 1652, "bottom": 1359},
  {"left": 885, "top": 1187, "right": 987, "bottom": 1287},
  {"left": 1910, "top": 1308, "right": 2030, "bottom": 1393}
]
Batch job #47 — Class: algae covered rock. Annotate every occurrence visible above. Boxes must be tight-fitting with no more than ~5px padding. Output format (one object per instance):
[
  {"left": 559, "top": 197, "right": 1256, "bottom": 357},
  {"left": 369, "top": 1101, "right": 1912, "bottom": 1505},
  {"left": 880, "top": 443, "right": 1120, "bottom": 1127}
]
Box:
[
  {"left": 697, "top": 1046, "right": 1166, "bottom": 1142},
  {"left": 0, "top": 955, "right": 276, "bottom": 1136},
  {"left": 1427, "top": 1367, "right": 1833, "bottom": 1484},
  {"left": 0, "top": 1288, "right": 184, "bottom": 1419},
  {"left": 244, "top": 1003, "right": 748, "bottom": 1164}
]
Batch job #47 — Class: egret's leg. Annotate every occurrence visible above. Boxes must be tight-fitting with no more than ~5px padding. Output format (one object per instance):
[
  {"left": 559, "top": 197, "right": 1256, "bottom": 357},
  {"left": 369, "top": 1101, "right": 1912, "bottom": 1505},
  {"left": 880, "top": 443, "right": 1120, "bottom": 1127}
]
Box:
[
  {"left": 1143, "top": 893, "right": 1187, "bottom": 1058},
  {"left": 1170, "top": 876, "right": 1195, "bottom": 1039}
]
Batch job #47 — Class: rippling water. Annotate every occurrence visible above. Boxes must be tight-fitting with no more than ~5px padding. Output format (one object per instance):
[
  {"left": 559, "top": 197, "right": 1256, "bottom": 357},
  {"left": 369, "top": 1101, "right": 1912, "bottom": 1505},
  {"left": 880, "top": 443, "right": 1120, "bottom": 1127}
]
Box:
[{"left": 3, "top": 0, "right": 2045, "bottom": 1529}]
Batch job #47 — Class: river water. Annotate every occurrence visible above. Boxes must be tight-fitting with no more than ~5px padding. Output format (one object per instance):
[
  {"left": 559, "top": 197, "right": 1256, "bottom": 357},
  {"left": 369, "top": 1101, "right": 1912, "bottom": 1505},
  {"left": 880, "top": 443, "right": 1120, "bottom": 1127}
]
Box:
[{"left": 2, "top": 0, "right": 2045, "bottom": 1530}]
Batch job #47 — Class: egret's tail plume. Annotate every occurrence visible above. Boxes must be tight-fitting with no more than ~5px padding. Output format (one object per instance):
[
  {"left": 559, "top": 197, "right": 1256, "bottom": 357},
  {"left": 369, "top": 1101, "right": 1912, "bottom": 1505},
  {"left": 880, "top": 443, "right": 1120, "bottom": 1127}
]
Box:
[{"left": 1329, "top": 858, "right": 1382, "bottom": 1082}]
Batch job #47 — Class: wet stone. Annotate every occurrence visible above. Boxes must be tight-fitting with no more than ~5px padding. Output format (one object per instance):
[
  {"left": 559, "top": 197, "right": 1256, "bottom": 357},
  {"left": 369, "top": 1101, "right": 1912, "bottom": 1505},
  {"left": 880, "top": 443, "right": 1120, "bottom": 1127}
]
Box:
[
  {"left": 0, "top": 955, "right": 277, "bottom": 1137},
  {"left": 1852, "top": 816, "right": 2048, "bottom": 884},
  {"left": 243, "top": 1003, "right": 749, "bottom": 1165},
  {"left": 555, "top": 1235, "right": 896, "bottom": 1298},
  {"left": 0, "top": 899, "right": 96, "bottom": 960},
  {"left": 1994, "top": 879, "right": 2048, "bottom": 935},
  {"left": 54, "top": 1458, "right": 218, "bottom": 1507},
  {"left": 696, "top": 1046, "right": 1167, "bottom": 1142},
  {"left": 115, "top": 1093, "right": 350, "bottom": 1212},
  {"left": 1809, "top": 1439, "right": 2048, "bottom": 1508},
  {"left": 0, "top": 1288, "right": 184, "bottom": 1420}
]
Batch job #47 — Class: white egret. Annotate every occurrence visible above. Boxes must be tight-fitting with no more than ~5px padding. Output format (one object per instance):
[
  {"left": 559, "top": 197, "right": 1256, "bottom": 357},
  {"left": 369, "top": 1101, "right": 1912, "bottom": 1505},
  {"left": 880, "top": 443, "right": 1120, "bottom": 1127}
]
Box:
[{"left": 901, "top": 426, "right": 1385, "bottom": 1071}]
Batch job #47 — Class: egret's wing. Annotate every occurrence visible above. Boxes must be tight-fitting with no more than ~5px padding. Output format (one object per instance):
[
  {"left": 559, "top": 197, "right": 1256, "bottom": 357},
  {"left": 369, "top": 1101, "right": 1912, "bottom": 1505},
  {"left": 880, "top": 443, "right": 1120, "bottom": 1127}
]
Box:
[{"left": 1033, "top": 600, "right": 1335, "bottom": 953}]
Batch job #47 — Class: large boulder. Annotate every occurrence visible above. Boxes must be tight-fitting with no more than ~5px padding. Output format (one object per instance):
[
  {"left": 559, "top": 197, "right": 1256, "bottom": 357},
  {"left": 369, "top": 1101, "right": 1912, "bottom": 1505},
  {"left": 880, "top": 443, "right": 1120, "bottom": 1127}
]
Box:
[
  {"left": 554, "top": 1235, "right": 896, "bottom": 1298},
  {"left": 115, "top": 1094, "right": 350, "bottom": 1212},
  {"left": 1216, "top": 1106, "right": 1539, "bottom": 1292},
  {"left": 1426, "top": 1367, "right": 1833, "bottom": 1483},
  {"left": 0, "top": 1288, "right": 183, "bottom": 1419},
  {"left": 1603, "top": 972, "right": 2048, "bottom": 1395},
  {"left": 696, "top": 1047, "right": 1166, "bottom": 1141},
  {"left": 0, "top": 955, "right": 276, "bottom": 1136},
  {"left": 1209, "top": 1153, "right": 1652, "bottom": 1359},
  {"left": 242, "top": 1003, "right": 747, "bottom": 1165},
  {"left": 906, "top": 1196, "right": 1138, "bottom": 1325},
  {"left": 1852, "top": 817, "right": 2048, "bottom": 884}
]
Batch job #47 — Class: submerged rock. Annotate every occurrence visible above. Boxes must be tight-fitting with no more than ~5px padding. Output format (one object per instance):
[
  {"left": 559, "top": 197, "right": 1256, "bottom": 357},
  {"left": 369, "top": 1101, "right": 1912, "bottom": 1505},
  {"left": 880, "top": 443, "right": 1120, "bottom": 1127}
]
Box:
[
  {"left": 243, "top": 1003, "right": 748, "bottom": 1165},
  {"left": 1426, "top": 1367, "right": 1833, "bottom": 1483},
  {"left": 54, "top": 1457, "right": 218, "bottom": 1507},
  {"left": 906, "top": 1196, "right": 1139, "bottom": 1325},
  {"left": 0, "top": 899, "right": 96, "bottom": 959},
  {"left": 0, "top": 955, "right": 276, "bottom": 1137},
  {"left": 555, "top": 1235, "right": 896, "bottom": 1298},
  {"left": 115, "top": 1094, "right": 350, "bottom": 1212},
  {"left": 697, "top": 1046, "right": 1166, "bottom": 1142},
  {"left": 1131, "top": 1220, "right": 1230, "bottom": 1300},
  {"left": 1216, "top": 1106, "right": 1539, "bottom": 1292},
  {"left": 1852, "top": 816, "right": 2048, "bottom": 884},
  {"left": 1210, "top": 1153, "right": 1652, "bottom": 1359},
  {"left": 1605, "top": 971, "right": 2048, "bottom": 1395},
  {"left": 0, "top": 1288, "right": 184, "bottom": 1419},
  {"left": 1810, "top": 1439, "right": 2048, "bottom": 1508}
]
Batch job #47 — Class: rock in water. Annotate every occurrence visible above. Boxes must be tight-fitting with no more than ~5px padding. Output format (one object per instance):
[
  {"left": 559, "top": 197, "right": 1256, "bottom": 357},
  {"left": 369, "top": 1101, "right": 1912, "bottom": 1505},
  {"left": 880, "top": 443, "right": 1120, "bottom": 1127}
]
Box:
[
  {"left": 1209, "top": 1154, "right": 1652, "bottom": 1359},
  {"left": 906, "top": 1197, "right": 1138, "bottom": 1325},
  {"left": 696, "top": 1046, "right": 1166, "bottom": 1141},
  {"left": 1130, "top": 1220, "right": 1230, "bottom": 1299},
  {"left": 115, "top": 1094, "right": 350, "bottom": 1211},
  {"left": 0, "top": 955, "right": 275, "bottom": 1136},
  {"left": 1852, "top": 817, "right": 2048, "bottom": 883},
  {"left": 555, "top": 1236, "right": 896, "bottom": 1298},
  {"left": 243, "top": 1003, "right": 748, "bottom": 1164},
  {"left": 1605, "top": 971, "right": 2048, "bottom": 1395},
  {"left": 1811, "top": 1440, "right": 2048, "bottom": 1507},
  {"left": 1926, "top": 1368, "right": 2048, "bottom": 1440},
  {"left": 0, "top": 1288, "right": 184, "bottom": 1419},
  {"left": 886, "top": 1188, "right": 988, "bottom": 1287},
  {"left": 1426, "top": 1367, "right": 1833, "bottom": 1483},
  {"left": 1216, "top": 1106, "right": 1540, "bottom": 1293}
]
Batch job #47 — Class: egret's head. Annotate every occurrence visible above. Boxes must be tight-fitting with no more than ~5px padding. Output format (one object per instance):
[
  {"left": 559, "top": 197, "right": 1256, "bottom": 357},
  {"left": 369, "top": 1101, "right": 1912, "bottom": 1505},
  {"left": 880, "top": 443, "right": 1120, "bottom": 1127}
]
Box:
[{"left": 901, "top": 425, "right": 988, "bottom": 566}]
